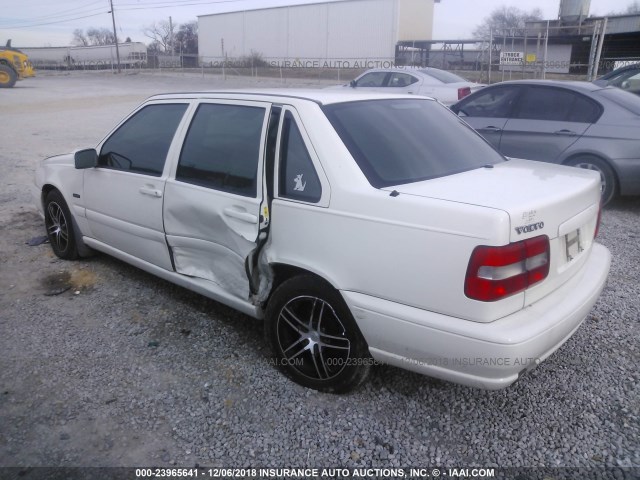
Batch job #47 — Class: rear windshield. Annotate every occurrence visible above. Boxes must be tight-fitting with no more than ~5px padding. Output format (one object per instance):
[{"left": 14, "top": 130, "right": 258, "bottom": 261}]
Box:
[
  {"left": 322, "top": 99, "right": 504, "bottom": 188},
  {"left": 419, "top": 68, "right": 467, "bottom": 84},
  {"left": 596, "top": 87, "right": 640, "bottom": 115}
]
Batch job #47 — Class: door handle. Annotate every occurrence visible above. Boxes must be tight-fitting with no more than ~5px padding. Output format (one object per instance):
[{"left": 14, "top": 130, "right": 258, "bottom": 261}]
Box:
[
  {"left": 223, "top": 207, "right": 258, "bottom": 224},
  {"left": 139, "top": 186, "right": 162, "bottom": 198},
  {"left": 554, "top": 129, "right": 577, "bottom": 136},
  {"left": 480, "top": 126, "right": 502, "bottom": 132}
]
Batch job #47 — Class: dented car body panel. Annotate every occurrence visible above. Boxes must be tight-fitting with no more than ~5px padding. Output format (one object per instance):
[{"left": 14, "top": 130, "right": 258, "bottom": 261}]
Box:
[{"left": 33, "top": 90, "right": 611, "bottom": 389}]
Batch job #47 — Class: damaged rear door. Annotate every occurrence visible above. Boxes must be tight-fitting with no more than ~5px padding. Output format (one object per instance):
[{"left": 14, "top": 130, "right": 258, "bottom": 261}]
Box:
[{"left": 163, "top": 100, "right": 271, "bottom": 300}]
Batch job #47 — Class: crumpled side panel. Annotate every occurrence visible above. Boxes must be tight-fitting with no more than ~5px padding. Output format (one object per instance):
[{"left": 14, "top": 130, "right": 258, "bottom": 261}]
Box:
[{"left": 167, "top": 235, "right": 250, "bottom": 300}]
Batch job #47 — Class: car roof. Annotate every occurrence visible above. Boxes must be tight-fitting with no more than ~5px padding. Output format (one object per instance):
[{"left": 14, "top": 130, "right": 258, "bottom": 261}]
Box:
[
  {"left": 484, "top": 79, "right": 604, "bottom": 93},
  {"left": 610, "top": 62, "right": 640, "bottom": 71},
  {"left": 146, "top": 88, "right": 435, "bottom": 106},
  {"left": 598, "top": 63, "right": 640, "bottom": 79},
  {"left": 358, "top": 67, "right": 440, "bottom": 76}
]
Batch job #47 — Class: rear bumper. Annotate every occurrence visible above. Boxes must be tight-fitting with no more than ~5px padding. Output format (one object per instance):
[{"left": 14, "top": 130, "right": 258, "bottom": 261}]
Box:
[{"left": 343, "top": 243, "right": 611, "bottom": 389}]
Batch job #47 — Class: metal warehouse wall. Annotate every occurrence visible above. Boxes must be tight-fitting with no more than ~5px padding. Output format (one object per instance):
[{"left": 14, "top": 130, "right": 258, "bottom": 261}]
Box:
[
  {"left": 198, "top": 0, "right": 435, "bottom": 62},
  {"left": 397, "top": 0, "right": 433, "bottom": 41}
]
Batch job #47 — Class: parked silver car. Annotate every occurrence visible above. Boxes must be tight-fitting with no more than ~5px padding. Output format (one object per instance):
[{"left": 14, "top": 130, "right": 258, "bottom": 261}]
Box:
[
  {"left": 332, "top": 67, "right": 484, "bottom": 105},
  {"left": 594, "top": 62, "right": 640, "bottom": 96},
  {"left": 451, "top": 80, "right": 640, "bottom": 204}
]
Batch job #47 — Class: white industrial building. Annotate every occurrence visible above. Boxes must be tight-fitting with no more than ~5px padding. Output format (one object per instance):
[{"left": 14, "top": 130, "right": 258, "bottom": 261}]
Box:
[{"left": 198, "top": 0, "right": 436, "bottom": 65}]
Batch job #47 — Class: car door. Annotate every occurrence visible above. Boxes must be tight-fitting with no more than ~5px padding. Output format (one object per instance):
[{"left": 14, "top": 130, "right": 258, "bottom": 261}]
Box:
[
  {"left": 83, "top": 102, "right": 190, "bottom": 270},
  {"left": 415, "top": 73, "right": 441, "bottom": 98},
  {"left": 453, "top": 85, "right": 521, "bottom": 149},
  {"left": 353, "top": 71, "right": 389, "bottom": 92},
  {"left": 163, "top": 100, "right": 271, "bottom": 301},
  {"left": 499, "top": 86, "right": 600, "bottom": 162}
]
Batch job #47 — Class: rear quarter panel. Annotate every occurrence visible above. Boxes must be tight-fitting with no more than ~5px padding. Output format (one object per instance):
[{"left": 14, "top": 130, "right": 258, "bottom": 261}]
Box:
[{"left": 266, "top": 188, "right": 521, "bottom": 323}]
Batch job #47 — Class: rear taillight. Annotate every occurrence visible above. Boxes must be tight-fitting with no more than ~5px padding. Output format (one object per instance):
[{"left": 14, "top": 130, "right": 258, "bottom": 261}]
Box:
[
  {"left": 457, "top": 87, "right": 471, "bottom": 100},
  {"left": 465, "top": 235, "right": 550, "bottom": 302},
  {"left": 594, "top": 203, "right": 602, "bottom": 238}
]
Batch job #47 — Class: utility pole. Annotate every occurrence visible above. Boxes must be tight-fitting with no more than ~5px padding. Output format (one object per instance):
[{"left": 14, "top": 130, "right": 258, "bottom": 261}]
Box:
[
  {"left": 169, "top": 16, "right": 174, "bottom": 56},
  {"left": 109, "top": 0, "right": 121, "bottom": 73}
]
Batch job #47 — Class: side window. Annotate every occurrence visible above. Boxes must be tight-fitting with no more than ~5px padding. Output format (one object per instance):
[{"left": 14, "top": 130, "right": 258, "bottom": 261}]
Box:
[
  {"left": 515, "top": 87, "right": 599, "bottom": 122},
  {"left": 388, "top": 73, "right": 419, "bottom": 88},
  {"left": 567, "top": 94, "right": 602, "bottom": 123},
  {"left": 99, "top": 104, "right": 187, "bottom": 176},
  {"left": 176, "top": 103, "right": 266, "bottom": 197},
  {"left": 278, "top": 111, "right": 321, "bottom": 203},
  {"left": 457, "top": 87, "right": 519, "bottom": 118},
  {"left": 355, "top": 72, "right": 387, "bottom": 87}
]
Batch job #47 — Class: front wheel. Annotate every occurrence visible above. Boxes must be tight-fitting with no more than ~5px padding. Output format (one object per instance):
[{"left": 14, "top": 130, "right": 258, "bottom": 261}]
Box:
[
  {"left": 565, "top": 156, "right": 617, "bottom": 205},
  {"left": 44, "top": 190, "right": 79, "bottom": 260},
  {"left": 265, "top": 275, "right": 371, "bottom": 393},
  {"left": 0, "top": 64, "right": 17, "bottom": 88}
]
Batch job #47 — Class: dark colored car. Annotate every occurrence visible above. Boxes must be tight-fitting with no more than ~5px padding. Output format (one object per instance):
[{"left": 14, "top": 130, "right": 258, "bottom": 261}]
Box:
[
  {"left": 594, "top": 62, "right": 640, "bottom": 96},
  {"left": 451, "top": 80, "right": 640, "bottom": 204}
]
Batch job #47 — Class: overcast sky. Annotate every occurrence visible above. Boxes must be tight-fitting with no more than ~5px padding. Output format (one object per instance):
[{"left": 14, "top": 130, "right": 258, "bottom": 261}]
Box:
[{"left": 0, "top": 0, "right": 633, "bottom": 48}]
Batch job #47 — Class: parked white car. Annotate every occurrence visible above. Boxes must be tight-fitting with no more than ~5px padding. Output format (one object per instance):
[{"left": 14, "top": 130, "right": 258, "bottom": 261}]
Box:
[
  {"left": 33, "top": 90, "right": 610, "bottom": 393},
  {"left": 330, "top": 67, "right": 485, "bottom": 105}
]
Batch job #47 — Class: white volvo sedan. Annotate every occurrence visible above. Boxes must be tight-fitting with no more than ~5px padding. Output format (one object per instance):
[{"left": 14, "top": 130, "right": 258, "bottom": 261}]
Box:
[{"left": 33, "top": 90, "right": 611, "bottom": 393}]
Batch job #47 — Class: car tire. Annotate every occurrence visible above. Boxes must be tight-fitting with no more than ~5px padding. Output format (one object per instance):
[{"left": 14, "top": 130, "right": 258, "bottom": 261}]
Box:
[
  {"left": 0, "top": 64, "right": 17, "bottom": 88},
  {"left": 44, "top": 190, "right": 79, "bottom": 260},
  {"left": 265, "top": 275, "right": 371, "bottom": 393},
  {"left": 565, "top": 155, "right": 617, "bottom": 206}
]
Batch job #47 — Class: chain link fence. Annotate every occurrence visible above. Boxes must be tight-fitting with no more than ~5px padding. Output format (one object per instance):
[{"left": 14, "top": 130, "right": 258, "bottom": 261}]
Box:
[
  {"left": 420, "top": 21, "right": 636, "bottom": 84},
  {"left": 23, "top": 25, "right": 639, "bottom": 86}
]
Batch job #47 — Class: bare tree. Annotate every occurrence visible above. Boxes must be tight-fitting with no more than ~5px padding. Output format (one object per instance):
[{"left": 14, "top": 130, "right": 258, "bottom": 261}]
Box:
[
  {"left": 72, "top": 27, "right": 117, "bottom": 46},
  {"left": 626, "top": 1, "right": 640, "bottom": 13},
  {"left": 72, "top": 28, "right": 88, "bottom": 47},
  {"left": 143, "top": 20, "right": 174, "bottom": 52},
  {"left": 473, "top": 6, "right": 543, "bottom": 39},
  {"left": 175, "top": 21, "right": 198, "bottom": 54},
  {"left": 606, "top": 1, "right": 640, "bottom": 16},
  {"left": 86, "top": 27, "right": 117, "bottom": 46}
]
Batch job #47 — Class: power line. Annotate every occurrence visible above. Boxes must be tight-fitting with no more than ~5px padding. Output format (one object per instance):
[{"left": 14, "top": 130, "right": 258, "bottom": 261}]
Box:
[
  {"left": 0, "top": 0, "right": 237, "bottom": 28},
  {"left": 25, "top": 0, "right": 106, "bottom": 20},
  {"left": 0, "top": 12, "right": 108, "bottom": 29},
  {"left": 114, "top": 0, "right": 246, "bottom": 10},
  {"left": 0, "top": 0, "right": 274, "bottom": 29},
  {"left": 0, "top": 1, "right": 106, "bottom": 25}
]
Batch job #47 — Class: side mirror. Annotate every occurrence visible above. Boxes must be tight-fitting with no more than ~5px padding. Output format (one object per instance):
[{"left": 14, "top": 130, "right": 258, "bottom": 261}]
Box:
[
  {"left": 349, "top": 79, "right": 357, "bottom": 88},
  {"left": 74, "top": 148, "right": 98, "bottom": 169}
]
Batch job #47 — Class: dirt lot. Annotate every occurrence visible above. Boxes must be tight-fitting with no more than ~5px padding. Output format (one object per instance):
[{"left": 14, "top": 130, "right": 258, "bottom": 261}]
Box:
[{"left": 0, "top": 71, "right": 638, "bottom": 473}]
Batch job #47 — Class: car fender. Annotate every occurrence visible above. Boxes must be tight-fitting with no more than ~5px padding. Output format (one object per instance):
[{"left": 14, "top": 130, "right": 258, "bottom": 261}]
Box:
[
  {"left": 38, "top": 153, "right": 91, "bottom": 237},
  {"left": 559, "top": 145, "right": 621, "bottom": 179}
]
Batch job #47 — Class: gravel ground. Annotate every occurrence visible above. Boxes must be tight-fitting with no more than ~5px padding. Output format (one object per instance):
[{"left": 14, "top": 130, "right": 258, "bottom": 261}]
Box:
[{"left": 0, "top": 71, "right": 638, "bottom": 473}]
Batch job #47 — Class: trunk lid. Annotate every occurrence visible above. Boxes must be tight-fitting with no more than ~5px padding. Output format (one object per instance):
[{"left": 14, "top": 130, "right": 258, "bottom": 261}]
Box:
[
  {"left": 383, "top": 159, "right": 599, "bottom": 242},
  {"left": 382, "top": 159, "right": 602, "bottom": 306}
]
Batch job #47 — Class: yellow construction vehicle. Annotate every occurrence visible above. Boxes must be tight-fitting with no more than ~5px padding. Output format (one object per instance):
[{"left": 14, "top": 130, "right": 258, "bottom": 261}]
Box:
[{"left": 0, "top": 40, "right": 35, "bottom": 88}]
